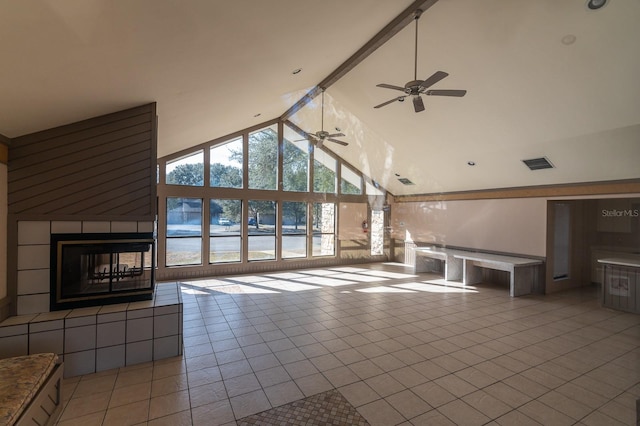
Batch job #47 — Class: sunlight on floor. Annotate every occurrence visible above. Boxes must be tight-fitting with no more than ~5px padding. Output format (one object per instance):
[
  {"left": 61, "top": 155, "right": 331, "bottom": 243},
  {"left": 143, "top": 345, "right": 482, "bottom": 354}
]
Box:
[
  {"left": 394, "top": 282, "right": 478, "bottom": 293},
  {"left": 356, "top": 286, "right": 418, "bottom": 293}
]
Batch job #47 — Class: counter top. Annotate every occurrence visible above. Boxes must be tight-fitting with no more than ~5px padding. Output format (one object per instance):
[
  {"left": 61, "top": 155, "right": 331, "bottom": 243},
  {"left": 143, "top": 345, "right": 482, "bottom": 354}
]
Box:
[{"left": 597, "top": 258, "right": 640, "bottom": 268}]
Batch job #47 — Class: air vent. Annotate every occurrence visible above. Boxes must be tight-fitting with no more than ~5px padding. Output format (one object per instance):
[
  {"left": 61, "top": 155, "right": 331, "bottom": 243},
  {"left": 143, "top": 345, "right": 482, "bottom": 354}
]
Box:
[
  {"left": 522, "top": 157, "right": 554, "bottom": 171},
  {"left": 398, "top": 178, "right": 415, "bottom": 185}
]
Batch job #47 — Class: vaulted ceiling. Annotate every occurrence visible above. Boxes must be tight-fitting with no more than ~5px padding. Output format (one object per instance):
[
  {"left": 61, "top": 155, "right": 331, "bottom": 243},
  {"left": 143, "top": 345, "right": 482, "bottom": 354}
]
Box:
[{"left": 1, "top": 0, "right": 639, "bottom": 196}]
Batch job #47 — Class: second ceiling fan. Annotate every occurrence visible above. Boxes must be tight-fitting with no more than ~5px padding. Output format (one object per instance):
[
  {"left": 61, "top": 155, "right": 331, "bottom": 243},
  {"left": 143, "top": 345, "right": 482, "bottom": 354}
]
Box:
[
  {"left": 374, "top": 9, "right": 467, "bottom": 113},
  {"left": 297, "top": 89, "right": 348, "bottom": 148}
]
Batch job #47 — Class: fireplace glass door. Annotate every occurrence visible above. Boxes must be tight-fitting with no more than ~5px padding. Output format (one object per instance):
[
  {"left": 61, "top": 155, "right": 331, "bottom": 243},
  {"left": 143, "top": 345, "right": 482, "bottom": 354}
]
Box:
[{"left": 51, "top": 233, "right": 155, "bottom": 310}]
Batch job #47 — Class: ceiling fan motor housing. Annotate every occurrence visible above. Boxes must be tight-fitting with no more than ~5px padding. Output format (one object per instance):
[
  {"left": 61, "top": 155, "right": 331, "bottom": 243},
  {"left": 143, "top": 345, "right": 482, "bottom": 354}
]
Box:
[{"left": 405, "top": 80, "right": 423, "bottom": 94}]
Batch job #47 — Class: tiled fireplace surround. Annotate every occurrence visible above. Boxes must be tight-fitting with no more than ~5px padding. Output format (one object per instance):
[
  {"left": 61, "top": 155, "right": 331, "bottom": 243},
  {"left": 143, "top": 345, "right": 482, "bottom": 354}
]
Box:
[{"left": 0, "top": 220, "right": 183, "bottom": 377}]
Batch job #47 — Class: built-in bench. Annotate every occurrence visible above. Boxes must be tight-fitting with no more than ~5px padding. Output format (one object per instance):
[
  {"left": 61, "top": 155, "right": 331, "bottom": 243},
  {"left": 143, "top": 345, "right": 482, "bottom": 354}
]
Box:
[
  {"left": 0, "top": 353, "right": 63, "bottom": 426},
  {"left": 414, "top": 246, "right": 543, "bottom": 297}
]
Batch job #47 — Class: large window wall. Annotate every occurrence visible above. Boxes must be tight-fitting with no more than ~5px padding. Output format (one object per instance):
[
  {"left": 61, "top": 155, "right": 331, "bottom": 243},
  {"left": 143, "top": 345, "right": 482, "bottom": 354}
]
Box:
[{"left": 157, "top": 119, "right": 387, "bottom": 277}]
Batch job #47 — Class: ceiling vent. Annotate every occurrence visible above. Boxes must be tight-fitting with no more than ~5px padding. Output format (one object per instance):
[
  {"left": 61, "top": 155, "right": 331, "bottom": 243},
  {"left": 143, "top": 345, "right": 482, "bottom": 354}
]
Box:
[
  {"left": 522, "top": 157, "right": 554, "bottom": 171},
  {"left": 398, "top": 177, "right": 415, "bottom": 185}
]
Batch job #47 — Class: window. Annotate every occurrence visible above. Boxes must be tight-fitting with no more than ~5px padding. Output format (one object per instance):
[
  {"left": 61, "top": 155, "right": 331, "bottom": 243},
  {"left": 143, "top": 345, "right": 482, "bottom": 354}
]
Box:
[
  {"left": 166, "top": 151, "right": 204, "bottom": 186},
  {"left": 248, "top": 125, "right": 278, "bottom": 190},
  {"left": 210, "top": 199, "right": 242, "bottom": 263},
  {"left": 283, "top": 125, "right": 309, "bottom": 192},
  {"left": 210, "top": 137, "right": 243, "bottom": 188},
  {"left": 248, "top": 200, "right": 276, "bottom": 261},
  {"left": 282, "top": 201, "right": 307, "bottom": 258},
  {"left": 341, "top": 164, "right": 362, "bottom": 194},
  {"left": 313, "top": 202, "right": 335, "bottom": 256},
  {"left": 166, "top": 197, "right": 202, "bottom": 266},
  {"left": 313, "top": 148, "right": 336, "bottom": 193}
]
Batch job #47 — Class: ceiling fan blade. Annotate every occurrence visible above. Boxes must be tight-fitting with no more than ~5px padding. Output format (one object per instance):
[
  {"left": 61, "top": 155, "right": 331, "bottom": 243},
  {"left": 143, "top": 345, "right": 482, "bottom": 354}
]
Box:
[
  {"left": 413, "top": 95, "right": 425, "bottom": 113},
  {"left": 426, "top": 89, "right": 467, "bottom": 97},
  {"left": 376, "top": 83, "right": 406, "bottom": 92},
  {"left": 327, "top": 138, "right": 348, "bottom": 146},
  {"left": 327, "top": 133, "right": 345, "bottom": 138},
  {"left": 293, "top": 137, "right": 311, "bottom": 142},
  {"left": 374, "top": 96, "right": 406, "bottom": 109},
  {"left": 419, "top": 71, "right": 449, "bottom": 89}
]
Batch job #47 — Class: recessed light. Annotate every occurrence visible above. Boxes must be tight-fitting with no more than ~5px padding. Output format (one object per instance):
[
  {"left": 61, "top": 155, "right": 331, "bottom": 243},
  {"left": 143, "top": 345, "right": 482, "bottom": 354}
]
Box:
[
  {"left": 561, "top": 34, "right": 576, "bottom": 45},
  {"left": 292, "top": 68, "right": 302, "bottom": 74},
  {"left": 253, "top": 113, "right": 261, "bottom": 118},
  {"left": 467, "top": 161, "right": 476, "bottom": 166},
  {"left": 586, "top": 0, "right": 607, "bottom": 10},
  {"left": 335, "top": 127, "right": 342, "bottom": 132}
]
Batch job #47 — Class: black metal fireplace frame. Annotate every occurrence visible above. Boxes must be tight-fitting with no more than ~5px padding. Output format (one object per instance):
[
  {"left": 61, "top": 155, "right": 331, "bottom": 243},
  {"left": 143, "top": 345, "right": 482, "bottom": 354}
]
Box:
[{"left": 50, "top": 232, "right": 156, "bottom": 311}]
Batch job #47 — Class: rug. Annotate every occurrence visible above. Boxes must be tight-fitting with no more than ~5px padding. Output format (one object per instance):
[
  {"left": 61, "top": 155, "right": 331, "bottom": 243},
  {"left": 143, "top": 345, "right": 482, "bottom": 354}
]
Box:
[{"left": 236, "top": 389, "right": 370, "bottom": 426}]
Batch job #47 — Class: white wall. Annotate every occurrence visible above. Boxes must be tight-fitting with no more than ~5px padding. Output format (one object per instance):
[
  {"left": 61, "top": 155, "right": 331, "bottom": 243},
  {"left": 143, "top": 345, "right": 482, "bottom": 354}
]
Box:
[{"left": 391, "top": 198, "right": 548, "bottom": 257}]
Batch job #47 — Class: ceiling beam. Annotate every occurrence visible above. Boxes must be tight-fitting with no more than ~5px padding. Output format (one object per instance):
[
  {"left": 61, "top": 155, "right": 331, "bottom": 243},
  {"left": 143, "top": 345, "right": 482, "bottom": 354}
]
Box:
[{"left": 280, "top": 0, "right": 439, "bottom": 121}]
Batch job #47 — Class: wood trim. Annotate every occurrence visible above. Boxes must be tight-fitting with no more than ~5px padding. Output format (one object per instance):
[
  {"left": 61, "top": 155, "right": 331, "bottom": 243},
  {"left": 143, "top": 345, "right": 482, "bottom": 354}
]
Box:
[
  {"left": 8, "top": 103, "right": 156, "bottom": 218},
  {"left": 0, "top": 143, "right": 7, "bottom": 164},
  {"left": 393, "top": 179, "right": 640, "bottom": 202},
  {"left": 280, "top": 0, "right": 440, "bottom": 121}
]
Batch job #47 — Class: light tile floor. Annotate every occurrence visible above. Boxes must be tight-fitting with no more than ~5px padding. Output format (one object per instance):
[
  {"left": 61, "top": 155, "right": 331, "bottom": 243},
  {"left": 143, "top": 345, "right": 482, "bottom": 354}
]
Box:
[{"left": 57, "top": 263, "right": 640, "bottom": 425}]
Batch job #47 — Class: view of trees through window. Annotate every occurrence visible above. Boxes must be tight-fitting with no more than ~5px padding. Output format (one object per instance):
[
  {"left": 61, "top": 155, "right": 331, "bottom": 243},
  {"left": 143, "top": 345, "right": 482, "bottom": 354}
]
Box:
[
  {"left": 210, "top": 137, "right": 242, "bottom": 188},
  {"left": 313, "top": 149, "right": 336, "bottom": 193},
  {"left": 341, "top": 164, "right": 362, "bottom": 195},
  {"left": 249, "top": 126, "right": 278, "bottom": 190},
  {"left": 160, "top": 120, "right": 382, "bottom": 267},
  {"left": 166, "top": 151, "right": 204, "bottom": 186},
  {"left": 283, "top": 124, "right": 309, "bottom": 192}
]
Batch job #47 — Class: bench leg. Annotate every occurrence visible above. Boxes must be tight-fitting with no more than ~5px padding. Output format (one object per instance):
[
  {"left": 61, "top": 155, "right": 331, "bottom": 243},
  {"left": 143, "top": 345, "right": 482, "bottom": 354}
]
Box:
[
  {"left": 463, "top": 260, "right": 482, "bottom": 285},
  {"left": 512, "top": 267, "right": 534, "bottom": 297},
  {"left": 445, "top": 257, "right": 464, "bottom": 281}
]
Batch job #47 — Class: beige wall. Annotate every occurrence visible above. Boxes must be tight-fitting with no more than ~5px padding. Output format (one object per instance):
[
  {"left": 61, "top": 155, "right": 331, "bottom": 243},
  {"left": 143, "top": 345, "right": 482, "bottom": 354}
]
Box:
[
  {"left": 391, "top": 198, "right": 547, "bottom": 257},
  {"left": 338, "top": 202, "right": 368, "bottom": 241}
]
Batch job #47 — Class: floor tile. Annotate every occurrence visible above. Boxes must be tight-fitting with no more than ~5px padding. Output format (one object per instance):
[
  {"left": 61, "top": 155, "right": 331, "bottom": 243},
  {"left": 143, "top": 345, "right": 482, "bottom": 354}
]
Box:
[
  {"left": 437, "top": 399, "right": 490, "bottom": 426},
  {"left": 365, "top": 373, "right": 407, "bottom": 397},
  {"left": 411, "top": 381, "right": 457, "bottom": 408},
  {"left": 462, "top": 390, "right": 512, "bottom": 419},
  {"left": 189, "top": 381, "right": 228, "bottom": 408},
  {"left": 102, "top": 400, "right": 149, "bottom": 426},
  {"left": 229, "top": 389, "right": 271, "bottom": 418},
  {"left": 108, "top": 381, "right": 151, "bottom": 408},
  {"left": 53, "top": 264, "right": 640, "bottom": 425},
  {"left": 358, "top": 398, "right": 404, "bottom": 426},
  {"left": 385, "top": 389, "right": 432, "bottom": 419},
  {"left": 518, "top": 400, "right": 575, "bottom": 426},
  {"left": 339, "top": 381, "right": 381, "bottom": 407},
  {"left": 323, "top": 365, "right": 361, "bottom": 387},
  {"left": 294, "top": 372, "right": 334, "bottom": 396},
  {"left": 148, "top": 390, "right": 190, "bottom": 420},
  {"left": 409, "top": 409, "right": 456, "bottom": 425}
]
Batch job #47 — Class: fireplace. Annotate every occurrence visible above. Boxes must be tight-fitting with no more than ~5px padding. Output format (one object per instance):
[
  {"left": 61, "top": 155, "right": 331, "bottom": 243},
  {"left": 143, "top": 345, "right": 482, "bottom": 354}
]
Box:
[{"left": 50, "top": 233, "right": 155, "bottom": 310}]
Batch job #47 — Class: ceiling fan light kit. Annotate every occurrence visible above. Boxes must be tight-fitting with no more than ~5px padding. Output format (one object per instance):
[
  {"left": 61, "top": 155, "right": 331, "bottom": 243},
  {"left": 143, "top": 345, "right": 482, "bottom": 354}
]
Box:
[
  {"left": 586, "top": 0, "right": 608, "bottom": 10},
  {"left": 374, "top": 9, "right": 467, "bottom": 113}
]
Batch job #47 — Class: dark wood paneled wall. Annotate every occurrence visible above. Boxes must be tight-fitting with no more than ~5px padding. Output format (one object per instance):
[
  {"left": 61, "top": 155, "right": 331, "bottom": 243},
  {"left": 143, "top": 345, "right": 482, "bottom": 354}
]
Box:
[{"left": 8, "top": 104, "right": 157, "bottom": 218}]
